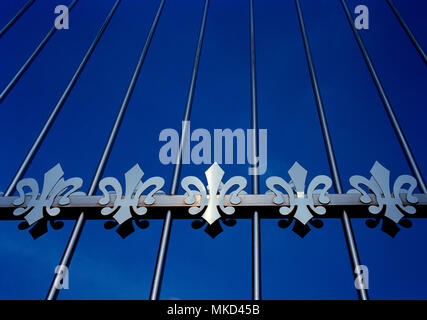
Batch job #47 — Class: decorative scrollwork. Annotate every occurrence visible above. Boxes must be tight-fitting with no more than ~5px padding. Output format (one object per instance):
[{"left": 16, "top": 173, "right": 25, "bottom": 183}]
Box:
[
  {"left": 12, "top": 163, "right": 83, "bottom": 225},
  {"left": 348, "top": 161, "right": 418, "bottom": 224},
  {"left": 181, "top": 162, "right": 247, "bottom": 225},
  {"left": 266, "top": 162, "right": 332, "bottom": 225},
  {"left": 98, "top": 164, "right": 165, "bottom": 224},
  {"left": 5, "top": 160, "right": 424, "bottom": 239}
]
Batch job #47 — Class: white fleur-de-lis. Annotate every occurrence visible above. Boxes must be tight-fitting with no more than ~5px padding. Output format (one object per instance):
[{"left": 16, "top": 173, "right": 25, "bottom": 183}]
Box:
[
  {"left": 13, "top": 164, "right": 83, "bottom": 225},
  {"left": 181, "top": 162, "right": 247, "bottom": 225},
  {"left": 349, "top": 161, "right": 418, "bottom": 223},
  {"left": 266, "top": 162, "right": 332, "bottom": 225},
  {"left": 98, "top": 164, "right": 165, "bottom": 224}
]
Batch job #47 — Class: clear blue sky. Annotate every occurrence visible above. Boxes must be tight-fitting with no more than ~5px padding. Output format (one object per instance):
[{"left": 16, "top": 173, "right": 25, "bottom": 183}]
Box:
[{"left": 0, "top": 0, "right": 426, "bottom": 299}]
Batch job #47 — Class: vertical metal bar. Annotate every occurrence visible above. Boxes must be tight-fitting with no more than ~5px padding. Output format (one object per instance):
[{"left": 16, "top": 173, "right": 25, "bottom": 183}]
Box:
[
  {"left": 249, "top": 0, "right": 261, "bottom": 301},
  {"left": 0, "top": 0, "right": 35, "bottom": 38},
  {"left": 150, "top": 0, "right": 210, "bottom": 300},
  {"left": 45, "top": 0, "right": 165, "bottom": 300},
  {"left": 341, "top": 0, "right": 427, "bottom": 194},
  {"left": 386, "top": 0, "right": 427, "bottom": 65},
  {"left": 0, "top": 0, "right": 78, "bottom": 102},
  {"left": 3, "top": 0, "right": 121, "bottom": 198},
  {"left": 295, "top": 0, "right": 369, "bottom": 300}
]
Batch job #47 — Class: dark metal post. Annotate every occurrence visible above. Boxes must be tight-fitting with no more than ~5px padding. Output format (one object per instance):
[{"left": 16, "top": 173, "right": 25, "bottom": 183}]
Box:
[
  {"left": 386, "top": 0, "right": 427, "bottom": 65},
  {"left": 45, "top": 0, "right": 166, "bottom": 300},
  {"left": 295, "top": 0, "right": 369, "bottom": 300},
  {"left": 0, "top": 0, "right": 78, "bottom": 102},
  {"left": 150, "top": 0, "right": 210, "bottom": 300},
  {"left": 0, "top": 0, "right": 35, "bottom": 38},
  {"left": 341, "top": 0, "right": 427, "bottom": 194},
  {"left": 3, "top": 0, "right": 121, "bottom": 198},
  {"left": 249, "top": 0, "right": 261, "bottom": 301}
]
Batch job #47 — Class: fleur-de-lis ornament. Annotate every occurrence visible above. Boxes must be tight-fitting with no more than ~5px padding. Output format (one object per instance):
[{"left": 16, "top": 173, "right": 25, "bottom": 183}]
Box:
[
  {"left": 348, "top": 161, "right": 418, "bottom": 223},
  {"left": 13, "top": 164, "right": 83, "bottom": 225},
  {"left": 181, "top": 162, "right": 247, "bottom": 225},
  {"left": 98, "top": 164, "right": 165, "bottom": 224},
  {"left": 266, "top": 162, "right": 332, "bottom": 225}
]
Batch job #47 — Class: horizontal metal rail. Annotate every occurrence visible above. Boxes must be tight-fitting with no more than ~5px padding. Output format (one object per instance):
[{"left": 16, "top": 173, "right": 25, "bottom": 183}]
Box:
[{"left": 0, "top": 193, "right": 425, "bottom": 220}]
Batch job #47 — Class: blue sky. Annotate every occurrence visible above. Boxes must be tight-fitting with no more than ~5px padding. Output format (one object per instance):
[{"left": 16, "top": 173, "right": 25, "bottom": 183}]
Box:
[{"left": 0, "top": 0, "right": 426, "bottom": 299}]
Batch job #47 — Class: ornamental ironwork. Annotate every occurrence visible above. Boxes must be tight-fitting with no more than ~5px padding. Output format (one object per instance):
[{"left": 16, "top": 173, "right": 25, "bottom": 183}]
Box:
[
  {"left": 98, "top": 164, "right": 165, "bottom": 224},
  {"left": 12, "top": 163, "right": 83, "bottom": 225},
  {"left": 181, "top": 162, "right": 247, "bottom": 225},
  {"left": 349, "top": 161, "right": 418, "bottom": 224},
  {"left": 0, "top": 160, "right": 424, "bottom": 241},
  {"left": 266, "top": 162, "right": 332, "bottom": 225}
]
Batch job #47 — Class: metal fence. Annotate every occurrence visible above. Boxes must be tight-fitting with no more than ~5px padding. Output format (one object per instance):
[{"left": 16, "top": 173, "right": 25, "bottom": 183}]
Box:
[{"left": 0, "top": 0, "right": 426, "bottom": 300}]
